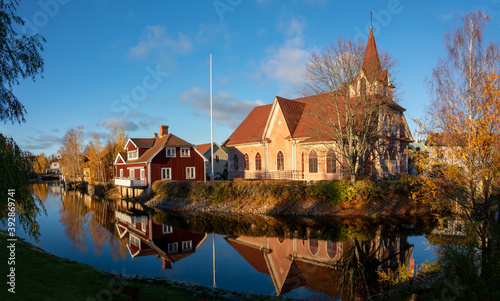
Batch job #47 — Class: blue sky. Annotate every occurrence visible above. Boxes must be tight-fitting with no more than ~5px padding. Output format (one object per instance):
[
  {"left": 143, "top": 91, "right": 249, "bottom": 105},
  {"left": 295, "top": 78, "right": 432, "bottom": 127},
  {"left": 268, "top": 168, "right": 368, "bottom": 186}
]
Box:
[{"left": 2, "top": 0, "right": 499, "bottom": 156}]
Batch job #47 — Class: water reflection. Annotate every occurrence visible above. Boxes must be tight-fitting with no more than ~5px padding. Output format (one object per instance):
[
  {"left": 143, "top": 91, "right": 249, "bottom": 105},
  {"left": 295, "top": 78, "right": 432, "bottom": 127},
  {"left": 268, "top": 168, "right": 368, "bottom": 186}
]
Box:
[
  {"left": 225, "top": 230, "right": 413, "bottom": 298},
  {"left": 114, "top": 208, "right": 207, "bottom": 269},
  {"left": 20, "top": 181, "right": 441, "bottom": 299}
]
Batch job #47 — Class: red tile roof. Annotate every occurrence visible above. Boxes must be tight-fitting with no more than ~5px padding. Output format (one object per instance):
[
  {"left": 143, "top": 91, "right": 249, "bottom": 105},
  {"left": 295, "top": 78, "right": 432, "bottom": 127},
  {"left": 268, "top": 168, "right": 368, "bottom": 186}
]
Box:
[
  {"left": 195, "top": 143, "right": 212, "bottom": 154},
  {"left": 225, "top": 104, "right": 272, "bottom": 146},
  {"left": 127, "top": 134, "right": 193, "bottom": 163}
]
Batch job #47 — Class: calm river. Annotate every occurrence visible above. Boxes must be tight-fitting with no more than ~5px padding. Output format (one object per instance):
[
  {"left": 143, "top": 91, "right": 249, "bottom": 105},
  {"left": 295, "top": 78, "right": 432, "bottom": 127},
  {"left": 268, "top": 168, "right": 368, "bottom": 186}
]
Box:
[{"left": 7, "top": 181, "right": 444, "bottom": 299}]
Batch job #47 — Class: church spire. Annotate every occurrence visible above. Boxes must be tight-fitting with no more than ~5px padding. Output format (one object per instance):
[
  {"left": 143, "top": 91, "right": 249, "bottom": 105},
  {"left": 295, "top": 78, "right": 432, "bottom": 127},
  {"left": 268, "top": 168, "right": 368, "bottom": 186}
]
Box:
[{"left": 361, "top": 26, "right": 382, "bottom": 82}]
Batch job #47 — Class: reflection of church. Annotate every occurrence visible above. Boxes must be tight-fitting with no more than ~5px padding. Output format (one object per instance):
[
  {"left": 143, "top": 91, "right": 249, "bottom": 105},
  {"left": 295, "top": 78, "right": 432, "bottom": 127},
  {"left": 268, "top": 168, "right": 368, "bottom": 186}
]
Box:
[
  {"left": 114, "top": 207, "right": 207, "bottom": 269},
  {"left": 225, "top": 232, "right": 413, "bottom": 297}
]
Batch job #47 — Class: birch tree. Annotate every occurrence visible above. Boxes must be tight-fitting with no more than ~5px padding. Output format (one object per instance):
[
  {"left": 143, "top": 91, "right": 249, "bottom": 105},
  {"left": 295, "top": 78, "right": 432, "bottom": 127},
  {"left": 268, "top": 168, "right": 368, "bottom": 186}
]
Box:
[
  {"left": 59, "top": 126, "right": 85, "bottom": 183},
  {"left": 302, "top": 36, "right": 400, "bottom": 184},
  {"left": 416, "top": 11, "right": 500, "bottom": 276}
]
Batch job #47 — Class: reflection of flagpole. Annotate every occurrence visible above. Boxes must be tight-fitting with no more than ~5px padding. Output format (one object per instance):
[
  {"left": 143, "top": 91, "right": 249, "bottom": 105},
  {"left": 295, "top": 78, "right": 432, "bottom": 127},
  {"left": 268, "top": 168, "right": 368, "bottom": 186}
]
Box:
[
  {"left": 212, "top": 233, "right": 216, "bottom": 287},
  {"left": 210, "top": 52, "right": 214, "bottom": 181}
]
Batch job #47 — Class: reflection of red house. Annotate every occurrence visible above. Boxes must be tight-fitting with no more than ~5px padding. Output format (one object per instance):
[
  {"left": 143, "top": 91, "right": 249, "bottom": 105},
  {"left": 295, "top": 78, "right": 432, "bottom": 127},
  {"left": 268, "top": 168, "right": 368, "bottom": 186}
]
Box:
[
  {"left": 115, "top": 209, "right": 207, "bottom": 268},
  {"left": 114, "top": 125, "right": 207, "bottom": 196},
  {"left": 226, "top": 235, "right": 413, "bottom": 297}
]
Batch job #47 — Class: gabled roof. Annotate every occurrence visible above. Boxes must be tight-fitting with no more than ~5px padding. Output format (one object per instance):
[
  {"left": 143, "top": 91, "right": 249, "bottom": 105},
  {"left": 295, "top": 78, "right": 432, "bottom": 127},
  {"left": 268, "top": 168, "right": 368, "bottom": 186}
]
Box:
[
  {"left": 275, "top": 96, "right": 305, "bottom": 138},
  {"left": 114, "top": 152, "right": 127, "bottom": 165},
  {"left": 126, "top": 134, "right": 193, "bottom": 163},
  {"left": 125, "top": 138, "right": 156, "bottom": 150},
  {"left": 195, "top": 142, "right": 224, "bottom": 155},
  {"left": 225, "top": 104, "right": 272, "bottom": 146}
]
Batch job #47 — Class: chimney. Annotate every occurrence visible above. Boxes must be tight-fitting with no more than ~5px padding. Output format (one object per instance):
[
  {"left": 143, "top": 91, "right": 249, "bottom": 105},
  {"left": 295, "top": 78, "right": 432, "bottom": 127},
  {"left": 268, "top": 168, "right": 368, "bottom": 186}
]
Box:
[
  {"left": 154, "top": 132, "right": 158, "bottom": 138},
  {"left": 159, "top": 125, "right": 169, "bottom": 137}
]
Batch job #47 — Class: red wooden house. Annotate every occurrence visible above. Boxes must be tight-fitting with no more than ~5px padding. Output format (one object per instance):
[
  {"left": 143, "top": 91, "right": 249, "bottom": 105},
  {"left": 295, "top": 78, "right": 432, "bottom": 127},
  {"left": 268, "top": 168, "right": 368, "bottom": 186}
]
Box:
[{"left": 114, "top": 125, "right": 207, "bottom": 197}]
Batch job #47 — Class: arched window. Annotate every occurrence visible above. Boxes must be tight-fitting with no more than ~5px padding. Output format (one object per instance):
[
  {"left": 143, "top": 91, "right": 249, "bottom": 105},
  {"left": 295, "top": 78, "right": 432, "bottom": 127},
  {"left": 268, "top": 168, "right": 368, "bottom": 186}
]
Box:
[
  {"left": 309, "top": 239, "right": 319, "bottom": 255},
  {"left": 301, "top": 152, "right": 305, "bottom": 179},
  {"left": 309, "top": 150, "right": 318, "bottom": 173},
  {"left": 382, "top": 83, "right": 387, "bottom": 97},
  {"left": 326, "top": 151, "right": 336, "bottom": 173},
  {"left": 360, "top": 78, "right": 367, "bottom": 96},
  {"left": 255, "top": 153, "right": 262, "bottom": 171},
  {"left": 382, "top": 150, "right": 389, "bottom": 173},
  {"left": 244, "top": 153, "right": 249, "bottom": 170},
  {"left": 233, "top": 154, "right": 239, "bottom": 171},
  {"left": 391, "top": 116, "right": 398, "bottom": 137},
  {"left": 277, "top": 151, "right": 284, "bottom": 171},
  {"left": 390, "top": 149, "right": 397, "bottom": 173},
  {"left": 382, "top": 115, "right": 390, "bottom": 135},
  {"left": 327, "top": 241, "right": 339, "bottom": 258}
]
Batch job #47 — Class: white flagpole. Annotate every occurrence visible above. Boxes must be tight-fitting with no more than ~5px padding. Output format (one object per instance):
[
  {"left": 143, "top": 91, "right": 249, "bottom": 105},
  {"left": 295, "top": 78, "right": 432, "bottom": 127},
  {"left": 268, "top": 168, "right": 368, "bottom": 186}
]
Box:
[{"left": 210, "top": 52, "right": 214, "bottom": 181}]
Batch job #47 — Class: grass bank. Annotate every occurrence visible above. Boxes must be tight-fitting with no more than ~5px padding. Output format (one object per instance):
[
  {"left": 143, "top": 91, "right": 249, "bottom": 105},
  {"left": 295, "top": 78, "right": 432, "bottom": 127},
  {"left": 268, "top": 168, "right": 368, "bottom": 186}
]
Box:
[
  {"left": 149, "top": 175, "right": 428, "bottom": 217},
  {"left": 0, "top": 230, "right": 290, "bottom": 300}
]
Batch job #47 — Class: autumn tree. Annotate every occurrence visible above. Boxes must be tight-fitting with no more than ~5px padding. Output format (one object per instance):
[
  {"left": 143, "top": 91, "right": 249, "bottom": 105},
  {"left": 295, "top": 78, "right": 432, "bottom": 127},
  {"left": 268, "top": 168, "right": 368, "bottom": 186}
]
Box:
[
  {"left": 32, "top": 153, "right": 49, "bottom": 174},
  {"left": 86, "top": 133, "right": 107, "bottom": 183},
  {"left": 0, "top": 0, "right": 46, "bottom": 241},
  {"left": 416, "top": 11, "right": 500, "bottom": 276},
  {"left": 106, "top": 126, "right": 128, "bottom": 178},
  {"left": 59, "top": 126, "right": 85, "bottom": 183},
  {"left": 302, "top": 30, "right": 402, "bottom": 184}
]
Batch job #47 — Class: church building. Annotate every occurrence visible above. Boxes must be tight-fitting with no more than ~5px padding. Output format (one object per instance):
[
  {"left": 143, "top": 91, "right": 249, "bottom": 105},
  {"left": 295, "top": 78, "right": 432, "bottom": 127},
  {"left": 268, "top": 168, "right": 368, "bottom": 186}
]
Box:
[{"left": 224, "top": 27, "right": 413, "bottom": 181}]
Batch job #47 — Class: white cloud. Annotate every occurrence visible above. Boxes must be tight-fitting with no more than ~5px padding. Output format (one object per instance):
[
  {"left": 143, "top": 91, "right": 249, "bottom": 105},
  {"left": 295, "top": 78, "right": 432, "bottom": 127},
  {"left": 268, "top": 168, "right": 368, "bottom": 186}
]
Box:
[
  {"left": 99, "top": 118, "right": 139, "bottom": 131},
  {"left": 179, "top": 87, "right": 264, "bottom": 128},
  {"left": 258, "top": 17, "right": 311, "bottom": 94},
  {"left": 128, "top": 25, "right": 193, "bottom": 63}
]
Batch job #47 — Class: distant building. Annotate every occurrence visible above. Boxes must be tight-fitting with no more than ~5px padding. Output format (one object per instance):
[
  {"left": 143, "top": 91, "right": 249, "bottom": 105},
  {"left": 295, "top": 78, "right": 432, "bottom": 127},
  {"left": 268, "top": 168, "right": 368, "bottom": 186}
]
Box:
[
  {"left": 195, "top": 142, "right": 228, "bottom": 177},
  {"left": 46, "top": 158, "right": 62, "bottom": 174}
]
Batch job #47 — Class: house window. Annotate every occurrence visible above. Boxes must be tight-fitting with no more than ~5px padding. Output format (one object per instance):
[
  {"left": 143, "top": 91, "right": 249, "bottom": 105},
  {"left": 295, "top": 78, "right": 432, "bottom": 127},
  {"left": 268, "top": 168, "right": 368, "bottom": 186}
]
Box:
[
  {"left": 180, "top": 148, "right": 190, "bottom": 157},
  {"left": 327, "top": 241, "right": 339, "bottom": 258},
  {"left": 255, "top": 153, "right": 262, "bottom": 171},
  {"left": 186, "top": 167, "right": 195, "bottom": 179},
  {"left": 301, "top": 152, "right": 304, "bottom": 179},
  {"left": 244, "top": 153, "right": 249, "bottom": 170},
  {"left": 119, "top": 169, "right": 123, "bottom": 178},
  {"left": 216, "top": 155, "right": 220, "bottom": 163},
  {"left": 309, "top": 150, "right": 318, "bottom": 173},
  {"left": 166, "top": 148, "right": 176, "bottom": 157},
  {"left": 182, "top": 240, "right": 192, "bottom": 251},
  {"left": 130, "top": 169, "right": 135, "bottom": 179},
  {"left": 128, "top": 150, "right": 138, "bottom": 160},
  {"left": 162, "top": 225, "right": 173, "bottom": 234},
  {"left": 140, "top": 169, "right": 145, "bottom": 179},
  {"left": 391, "top": 116, "right": 398, "bottom": 137},
  {"left": 277, "top": 151, "right": 284, "bottom": 171},
  {"left": 390, "top": 149, "right": 397, "bottom": 172},
  {"left": 168, "top": 242, "right": 178, "bottom": 253},
  {"left": 233, "top": 154, "right": 239, "bottom": 170},
  {"left": 309, "top": 239, "right": 319, "bottom": 255},
  {"left": 130, "top": 235, "right": 140, "bottom": 246},
  {"left": 382, "top": 115, "right": 390, "bottom": 135},
  {"left": 326, "top": 151, "right": 337, "bottom": 173},
  {"left": 382, "top": 84, "right": 387, "bottom": 97},
  {"left": 383, "top": 150, "right": 389, "bottom": 173},
  {"left": 360, "top": 78, "right": 367, "bottom": 96},
  {"left": 161, "top": 168, "right": 171, "bottom": 180}
]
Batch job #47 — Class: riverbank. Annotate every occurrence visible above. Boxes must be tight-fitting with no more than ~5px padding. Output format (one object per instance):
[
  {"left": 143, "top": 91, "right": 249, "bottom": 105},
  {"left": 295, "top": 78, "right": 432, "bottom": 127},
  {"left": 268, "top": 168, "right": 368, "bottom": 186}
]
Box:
[
  {"left": 0, "top": 230, "right": 292, "bottom": 300},
  {"left": 145, "top": 177, "right": 429, "bottom": 217}
]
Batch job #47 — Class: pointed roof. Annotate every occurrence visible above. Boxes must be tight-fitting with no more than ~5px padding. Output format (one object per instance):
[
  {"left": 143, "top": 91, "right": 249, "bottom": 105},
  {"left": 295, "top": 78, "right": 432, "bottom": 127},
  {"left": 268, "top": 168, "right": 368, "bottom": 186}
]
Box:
[
  {"left": 362, "top": 26, "right": 382, "bottom": 82},
  {"left": 126, "top": 133, "right": 193, "bottom": 163},
  {"left": 224, "top": 104, "right": 272, "bottom": 146},
  {"left": 276, "top": 96, "right": 306, "bottom": 138}
]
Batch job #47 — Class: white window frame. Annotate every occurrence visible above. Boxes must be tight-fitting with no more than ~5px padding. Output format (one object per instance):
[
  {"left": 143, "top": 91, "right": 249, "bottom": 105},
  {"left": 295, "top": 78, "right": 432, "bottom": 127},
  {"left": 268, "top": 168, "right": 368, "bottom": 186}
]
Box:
[
  {"left": 161, "top": 168, "right": 172, "bottom": 180},
  {"left": 180, "top": 148, "right": 190, "bottom": 157},
  {"left": 168, "top": 242, "right": 178, "bottom": 253},
  {"left": 166, "top": 148, "right": 176, "bottom": 157},
  {"left": 162, "top": 225, "right": 173, "bottom": 234},
  {"left": 129, "top": 169, "right": 135, "bottom": 179},
  {"left": 186, "top": 167, "right": 195, "bottom": 179},
  {"left": 128, "top": 150, "right": 138, "bottom": 160},
  {"left": 182, "top": 240, "right": 192, "bottom": 251},
  {"left": 130, "top": 234, "right": 140, "bottom": 246}
]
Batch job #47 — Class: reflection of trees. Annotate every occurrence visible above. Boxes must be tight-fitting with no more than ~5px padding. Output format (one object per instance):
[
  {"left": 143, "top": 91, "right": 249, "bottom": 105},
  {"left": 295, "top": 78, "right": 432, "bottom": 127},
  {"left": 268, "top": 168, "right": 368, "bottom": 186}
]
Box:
[
  {"left": 59, "top": 190, "right": 89, "bottom": 251},
  {"left": 30, "top": 182, "right": 48, "bottom": 203},
  {"left": 338, "top": 238, "right": 381, "bottom": 300}
]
